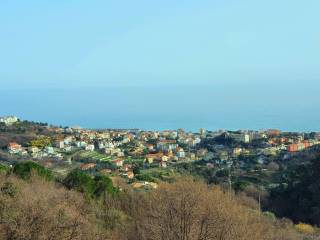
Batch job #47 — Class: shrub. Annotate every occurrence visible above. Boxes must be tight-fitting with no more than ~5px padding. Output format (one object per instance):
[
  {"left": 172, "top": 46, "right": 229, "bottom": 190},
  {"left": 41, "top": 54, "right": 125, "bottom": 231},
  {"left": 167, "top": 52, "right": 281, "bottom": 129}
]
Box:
[
  {"left": 263, "top": 211, "right": 277, "bottom": 222},
  {"left": 295, "top": 223, "right": 315, "bottom": 234},
  {"left": 0, "top": 164, "right": 9, "bottom": 174},
  {"left": 13, "top": 161, "right": 53, "bottom": 181},
  {"left": 135, "top": 173, "right": 154, "bottom": 182},
  {"left": 0, "top": 175, "right": 107, "bottom": 240},
  {"left": 0, "top": 181, "right": 17, "bottom": 197},
  {"left": 131, "top": 177, "right": 276, "bottom": 240}
]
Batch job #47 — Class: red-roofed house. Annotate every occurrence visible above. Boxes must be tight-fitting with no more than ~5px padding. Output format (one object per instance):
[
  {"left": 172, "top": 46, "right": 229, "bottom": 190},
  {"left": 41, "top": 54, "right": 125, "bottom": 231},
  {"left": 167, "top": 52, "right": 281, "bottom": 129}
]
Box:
[{"left": 8, "top": 142, "right": 22, "bottom": 154}]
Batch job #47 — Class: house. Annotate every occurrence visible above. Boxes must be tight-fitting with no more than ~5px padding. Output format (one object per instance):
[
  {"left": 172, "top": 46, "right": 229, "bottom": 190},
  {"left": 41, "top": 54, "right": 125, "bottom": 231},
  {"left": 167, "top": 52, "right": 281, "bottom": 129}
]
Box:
[
  {"left": 75, "top": 141, "right": 87, "bottom": 148},
  {"left": 8, "top": 142, "right": 22, "bottom": 154},
  {"left": 80, "top": 163, "right": 96, "bottom": 170},
  {"left": 64, "top": 136, "right": 74, "bottom": 145},
  {"left": 85, "top": 144, "right": 95, "bottom": 151},
  {"left": 128, "top": 147, "right": 144, "bottom": 156},
  {"left": 45, "top": 146, "right": 55, "bottom": 154},
  {"left": 199, "top": 128, "right": 207, "bottom": 136},
  {"left": 287, "top": 143, "right": 305, "bottom": 152},
  {"left": 266, "top": 129, "right": 281, "bottom": 137},
  {"left": 229, "top": 132, "right": 250, "bottom": 143},
  {"left": 105, "top": 142, "right": 114, "bottom": 148},
  {"left": 112, "top": 158, "right": 124, "bottom": 167},
  {"left": 98, "top": 142, "right": 105, "bottom": 149},
  {"left": 0, "top": 116, "right": 18, "bottom": 126},
  {"left": 55, "top": 140, "right": 65, "bottom": 149},
  {"left": 233, "top": 147, "right": 243, "bottom": 156},
  {"left": 157, "top": 140, "right": 178, "bottom": 151},
  {"left": 127, "top": 171, "right": 134, "bottom": 179},
  {"left": 161, "top": 155, "right": 169, "bottom": 162},
  {"left": 105, "top": 148, "right": 121, "bottom": 155},
  {"left": 28, "top": 146, "right": 40, "bottom": 154},
  {"left": 20, "top": 149, "right": 28, "bottom": 156},
  {"left": 145, "top": 152, "right": 164, "bottom": 163},
  {"left": 146, "top": 144, "right": 155, "bottom": 151},
  {"left": 159, "top": 161, "right": 167, "bottom": 168},
  {"left": 176, "top": 148, "right": 186, "bottom": 158}
]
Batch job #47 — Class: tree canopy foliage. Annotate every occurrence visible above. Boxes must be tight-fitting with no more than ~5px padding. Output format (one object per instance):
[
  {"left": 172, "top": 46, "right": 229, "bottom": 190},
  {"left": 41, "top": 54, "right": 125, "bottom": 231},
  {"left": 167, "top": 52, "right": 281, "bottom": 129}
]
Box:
[
  {"left": 63, "top": 169, "right": 117, "bottom": 199},
  {"left": 268, "top": 156, "right": 320, "bottom": 226},
  {"left": 30, "top": 136, "right": 52, "bottom": 149},
  {"left": 13, "top": 161, "right": 53, "bottom": 181}
]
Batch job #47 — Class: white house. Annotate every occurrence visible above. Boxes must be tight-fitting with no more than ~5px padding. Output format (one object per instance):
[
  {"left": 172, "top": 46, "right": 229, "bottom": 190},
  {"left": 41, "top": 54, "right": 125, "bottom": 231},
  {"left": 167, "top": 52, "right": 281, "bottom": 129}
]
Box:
[
  {"left": 0, "top": 116, "right": 18, "bottom": 126},
  {"left": 229, "top": 133, "right": 250, "bottom": 143},
  {"left": 85, "top": 144, "right": 95, "bottom": 151},
  {"left": 55, "top": 140, "right": 65, "bottom": 149},
  {"left": 176, "top": 149, "right": 186, "bottom": 158},
  {"left": 157, "top": 140, "right": 178, "bottom": 151}
]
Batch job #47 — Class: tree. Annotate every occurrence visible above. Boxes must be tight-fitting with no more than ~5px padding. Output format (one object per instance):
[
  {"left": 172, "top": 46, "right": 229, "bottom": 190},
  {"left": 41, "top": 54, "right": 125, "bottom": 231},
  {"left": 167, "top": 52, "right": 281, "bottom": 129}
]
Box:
[
  {"left": 63, "top": 170, "right": 117, "bottom": 199},
  {"left": 269, "top": 157, "right": 320, "bottom": 225},
  {"left": 30, "top": 136, "right": 52, "bottom": 149},
  {"left": 63, "top": 169, "right": 95, "bottom": 197},
  {"left": 132, "top": 165, "right": 141, "bottom": 175},
  {"left": 131, "top": 177, "right": 279, "bottom": 240},
  {"left": 93, "top": 175, "right": 118, "bottom": 198},
  {"left": 0, "top": 175, "right": 107, "bottom": 240},
  {"left": 13, "top": 161, "right": 53, "bottom": 181}
]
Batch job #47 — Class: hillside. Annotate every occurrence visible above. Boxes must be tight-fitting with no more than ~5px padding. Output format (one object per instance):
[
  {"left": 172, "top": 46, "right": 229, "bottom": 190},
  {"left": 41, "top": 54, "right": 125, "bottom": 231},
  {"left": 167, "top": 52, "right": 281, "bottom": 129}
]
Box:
[{"left": 0, "top": 162, "right": 315, "bottom": 240}]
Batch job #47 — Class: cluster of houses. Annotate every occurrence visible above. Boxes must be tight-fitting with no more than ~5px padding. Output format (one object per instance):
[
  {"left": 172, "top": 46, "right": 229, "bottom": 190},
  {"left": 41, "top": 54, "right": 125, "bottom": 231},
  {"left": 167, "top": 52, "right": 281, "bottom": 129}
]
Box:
[
  {"left": 7, "top": 142, "right": 63, "bottom": 159},
  {"left": 4, "top": 116, "right": 320, "bottom": 185}
]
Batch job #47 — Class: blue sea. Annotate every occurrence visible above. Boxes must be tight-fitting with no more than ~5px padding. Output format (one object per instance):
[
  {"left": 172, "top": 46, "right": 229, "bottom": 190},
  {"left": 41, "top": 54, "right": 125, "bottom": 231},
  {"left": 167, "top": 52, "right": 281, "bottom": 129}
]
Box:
[{"left": 1, "top": 84, "right": 319, "bottom": 132}]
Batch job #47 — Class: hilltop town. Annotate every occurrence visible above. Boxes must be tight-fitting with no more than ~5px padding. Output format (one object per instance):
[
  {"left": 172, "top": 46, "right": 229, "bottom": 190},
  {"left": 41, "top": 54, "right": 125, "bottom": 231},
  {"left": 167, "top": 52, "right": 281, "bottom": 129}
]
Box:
[{"left": 1, "top": 115, "right": 320, "bottom": 192}]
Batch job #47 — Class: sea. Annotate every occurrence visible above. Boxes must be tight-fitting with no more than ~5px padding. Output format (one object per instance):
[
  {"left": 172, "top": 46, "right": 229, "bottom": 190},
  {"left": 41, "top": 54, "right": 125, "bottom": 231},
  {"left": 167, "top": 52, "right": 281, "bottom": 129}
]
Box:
[{"left": 1, "top": 84, "right": 319, "bottom": 132}]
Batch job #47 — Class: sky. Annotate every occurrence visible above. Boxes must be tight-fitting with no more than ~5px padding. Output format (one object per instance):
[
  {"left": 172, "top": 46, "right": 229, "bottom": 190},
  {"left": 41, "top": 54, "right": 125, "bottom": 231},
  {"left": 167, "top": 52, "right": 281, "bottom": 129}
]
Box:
[
  {"left": 0, "top": 1, "right": 320, "bottom": 131},
  {"left": 1, "top": 0, "right": 320, "bottom": 89}
]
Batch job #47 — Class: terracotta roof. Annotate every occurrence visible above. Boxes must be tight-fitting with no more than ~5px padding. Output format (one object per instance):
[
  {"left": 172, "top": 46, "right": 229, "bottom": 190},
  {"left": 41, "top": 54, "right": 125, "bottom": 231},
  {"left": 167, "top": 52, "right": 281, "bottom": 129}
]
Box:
[
  {"left": 80, "top": 163, "right": 96, "bottom": 170},
  {"left": 8, "top": 142, "right": 21, "bottom": 148}
]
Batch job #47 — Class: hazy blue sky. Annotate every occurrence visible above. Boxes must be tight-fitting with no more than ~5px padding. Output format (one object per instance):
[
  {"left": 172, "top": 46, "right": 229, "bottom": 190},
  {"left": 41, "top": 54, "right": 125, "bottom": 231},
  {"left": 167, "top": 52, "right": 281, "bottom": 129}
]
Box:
[
  {"left": 1, "top": 0, "right": 320, "bottom": 89},
  {"left": 1, "top": 1, "right": 320, "bottom": 131}
]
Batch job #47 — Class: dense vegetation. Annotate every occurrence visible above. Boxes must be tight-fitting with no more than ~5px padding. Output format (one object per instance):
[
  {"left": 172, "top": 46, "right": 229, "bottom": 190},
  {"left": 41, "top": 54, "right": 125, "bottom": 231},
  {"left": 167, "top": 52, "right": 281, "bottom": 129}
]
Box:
[
  {"left": 268, "top": 155, "right": 320, "bottom": 225},
  {"left": 63, "top": 169, "right": 118, "bottom": 198},
  {"left": 0, "top": 161, "right": 314, "bottom": 240},
  {"left": 13, "top": 161, "right": 53, "bottom": 180}
]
